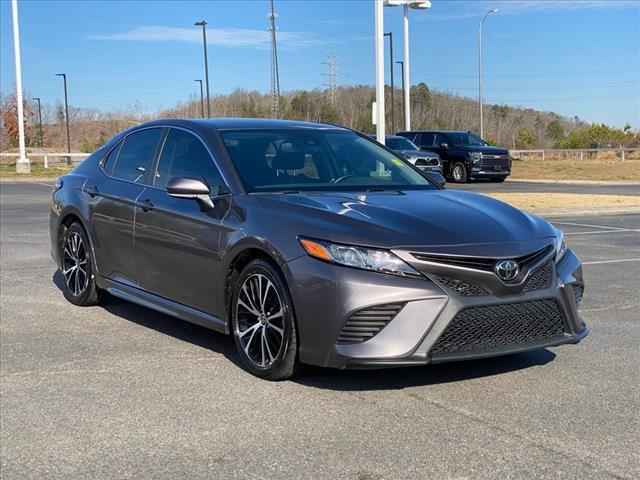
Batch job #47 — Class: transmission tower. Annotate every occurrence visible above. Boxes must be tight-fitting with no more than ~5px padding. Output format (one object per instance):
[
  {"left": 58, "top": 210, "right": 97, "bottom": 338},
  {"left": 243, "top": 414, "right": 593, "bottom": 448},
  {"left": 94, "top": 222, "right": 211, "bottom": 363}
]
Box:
[
  {"left": 322, "top": 55, "right": 337, "bottom": 106},
  {"left": 268, "top": 0, "right": 281, "bottom": 118}
]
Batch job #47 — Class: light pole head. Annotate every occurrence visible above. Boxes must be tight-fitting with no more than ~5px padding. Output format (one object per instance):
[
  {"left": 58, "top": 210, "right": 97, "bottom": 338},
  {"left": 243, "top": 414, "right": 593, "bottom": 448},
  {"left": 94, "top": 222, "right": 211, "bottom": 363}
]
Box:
[
  {"left": 384, "top": 0, "right": 431, "bottom": 8},
  {"left": 194, "top": 20, "right": 207, "bottom": 27},
  {"left": 55, "top": 73, "right": 65, "bottom": 78},
  {"left": 490, "top": 8, "right": 499, "bottom": 14}
]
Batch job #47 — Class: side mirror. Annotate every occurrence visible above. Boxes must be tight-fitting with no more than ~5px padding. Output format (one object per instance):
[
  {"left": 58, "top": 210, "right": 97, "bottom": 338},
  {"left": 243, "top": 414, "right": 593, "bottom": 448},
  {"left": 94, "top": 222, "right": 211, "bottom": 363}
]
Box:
[
  {"left": 422, "top": 171, "right": 446, "bottom": 189},
  {"left": 440, "top": 143, "right": 449, "bottom": 150},
  {"left": 167, "top": 177, "right": 214, "bottom": 208}
]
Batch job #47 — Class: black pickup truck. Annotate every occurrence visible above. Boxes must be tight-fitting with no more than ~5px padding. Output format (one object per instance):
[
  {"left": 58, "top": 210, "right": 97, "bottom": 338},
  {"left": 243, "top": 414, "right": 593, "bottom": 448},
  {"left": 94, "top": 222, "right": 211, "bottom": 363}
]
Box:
[{"left": 396, "top": 130, "right": 511, "bottom": 183}]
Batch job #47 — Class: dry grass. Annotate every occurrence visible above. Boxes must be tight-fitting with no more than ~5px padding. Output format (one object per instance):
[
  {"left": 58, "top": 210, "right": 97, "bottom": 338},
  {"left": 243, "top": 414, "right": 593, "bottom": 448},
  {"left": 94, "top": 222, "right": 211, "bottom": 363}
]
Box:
[
  {"left": 511, "top": 158, "right": 640, "bottom": 181},
  {"left": 0, "top": 163, "right": 73, "bottom": 178},
  {"left": 487, "top": 193, "right": 640, "bottom": 213}
]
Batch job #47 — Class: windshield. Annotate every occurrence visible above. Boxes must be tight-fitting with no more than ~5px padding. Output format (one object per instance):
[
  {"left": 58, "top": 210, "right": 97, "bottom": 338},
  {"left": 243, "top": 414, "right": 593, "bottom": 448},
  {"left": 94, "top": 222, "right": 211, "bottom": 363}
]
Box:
[
  {"left": 386, "top": 137, "right": 418, "bottom": 151},
  {"left": 221, "top": 129, "right": 434, "bottom": 192},
  {"left": 447, "top": 132, "right": 488, "bottom": 147}
]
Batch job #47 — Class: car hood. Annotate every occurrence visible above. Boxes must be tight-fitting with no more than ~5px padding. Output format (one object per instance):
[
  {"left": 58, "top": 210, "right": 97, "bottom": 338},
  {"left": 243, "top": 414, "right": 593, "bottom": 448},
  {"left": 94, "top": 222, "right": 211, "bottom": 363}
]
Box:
[
  {"left": 270, "top": 189, "right": 555, "bottom": 255},
  {"left": 396, "top": 149, "right": 438, "bottom": 159},
  {"left": 459, "top": 145, "right": 509, "bottom": 155}
]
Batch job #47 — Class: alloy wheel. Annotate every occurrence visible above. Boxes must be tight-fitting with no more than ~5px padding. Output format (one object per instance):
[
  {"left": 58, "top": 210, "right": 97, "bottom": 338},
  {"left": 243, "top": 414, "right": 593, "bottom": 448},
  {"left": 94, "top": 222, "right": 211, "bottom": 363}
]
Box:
[
  {"left": 235, "top": 273, "right": 286, "bottom": 368},
  {"left": 453, "top": 165, "right": 464, "bottom": 182},
  {"left": 62, "top": 231, "right": 89, "bottom": 296}
]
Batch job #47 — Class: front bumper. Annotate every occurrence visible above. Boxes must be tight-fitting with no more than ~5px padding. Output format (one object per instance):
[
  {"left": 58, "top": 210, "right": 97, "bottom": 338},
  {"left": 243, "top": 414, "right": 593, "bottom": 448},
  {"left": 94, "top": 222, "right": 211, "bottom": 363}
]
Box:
[
  {"left": 286, "top": 248, "right": 587, "bottom": 369},
  {"left": 471, "top": 168, "right": 511, "bottom": 178}
]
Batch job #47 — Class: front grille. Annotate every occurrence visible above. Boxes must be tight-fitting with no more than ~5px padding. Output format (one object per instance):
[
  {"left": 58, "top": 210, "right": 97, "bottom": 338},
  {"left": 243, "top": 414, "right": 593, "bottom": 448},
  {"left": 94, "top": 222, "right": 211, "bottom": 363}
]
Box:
[
  {"left": 430, "top": 299, "right": 567, "bottom": 357},
  {"left": 479, "top": 156, "right": 509, "bottom": 169},
  {"left": 411, "top": 245, "right": 552, "bottom": 273},
  {"left": 434, "top": 276, "right": 489, "bottom": 297},
  {"left": 337, "top": 303, "right": 405, "bottom": 344},
  {"left": 415, "top": 157, "right": 439, "bottom": 167},
  {"left": 523, "top": 260, "right": 553, "bottom": 292}
]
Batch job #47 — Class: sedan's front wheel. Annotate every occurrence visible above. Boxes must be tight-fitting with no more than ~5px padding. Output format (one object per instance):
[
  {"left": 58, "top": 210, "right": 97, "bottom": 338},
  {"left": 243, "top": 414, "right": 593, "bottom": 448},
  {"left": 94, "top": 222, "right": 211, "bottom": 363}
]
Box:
[{"left": 231, "top": 259, "right": 298, "bottom": 380}]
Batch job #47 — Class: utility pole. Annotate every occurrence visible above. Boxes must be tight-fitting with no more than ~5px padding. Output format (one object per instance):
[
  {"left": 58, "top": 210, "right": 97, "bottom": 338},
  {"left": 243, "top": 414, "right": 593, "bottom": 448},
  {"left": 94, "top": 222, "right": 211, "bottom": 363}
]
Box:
[
  {"left": 56, "top": 73, "right": 71, "bottom": 163},
  {"left": 322, "top": 55, "right": 337, "bottom": 106},
  {"left": 11, "top": 0, "right": 30, "bottom": 173},
  {"left": 396, "top": 60, "right": 405, "bottom": 129},
  {"left": 374, "top": 0, "right": 385, "bottom": 144},
  {"left": 194, "top": 80, "right": 205, "bottom": 118},
  {"left": 479, "top": 9, "right": 498, "bottom": 139},
  {"left": 384, "top": 32, "right": 395, "bottom": 133},
  {"left": 195, "top": 21, "right": 211, "bottom": 118},
  {"left": 33, "top": 97, "right": 43, "bottom": 147},
  {"left": 268, "top": 0, "right": 281, "bottom": 118}
]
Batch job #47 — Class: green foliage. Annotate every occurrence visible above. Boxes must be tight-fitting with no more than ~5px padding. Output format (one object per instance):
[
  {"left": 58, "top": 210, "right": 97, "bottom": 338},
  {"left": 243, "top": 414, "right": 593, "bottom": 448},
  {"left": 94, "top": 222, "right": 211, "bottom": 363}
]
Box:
[
  {"left": 559, "top": 123, "right": 633, "bottom": 149},
  {"left": 515, "top": 128, "right": 536, "bottom": 149},
  {"left": 546, "top": 120, "right": 565, "bottom": 145}
]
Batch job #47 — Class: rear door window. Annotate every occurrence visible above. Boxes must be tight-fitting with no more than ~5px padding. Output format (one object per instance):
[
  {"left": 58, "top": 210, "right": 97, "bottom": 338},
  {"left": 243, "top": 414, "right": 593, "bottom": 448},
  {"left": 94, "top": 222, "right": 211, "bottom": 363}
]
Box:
[
  {"left": 112, "top": 128, "right": 164, "bottom": 184},
  {"left": 418, "top": 133, "right": 435, "bottom": 147}
]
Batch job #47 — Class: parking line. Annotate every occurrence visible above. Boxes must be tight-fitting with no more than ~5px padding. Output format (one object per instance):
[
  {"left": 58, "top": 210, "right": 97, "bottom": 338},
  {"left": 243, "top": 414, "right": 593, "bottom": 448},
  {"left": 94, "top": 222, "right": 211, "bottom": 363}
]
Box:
[
  {"left": 583, "top": 258, "right": 640, "bottom": 265},
  {"left": 566, "top": 229, "right": 640, "bottom": 236},
  {"left": 554, "top": 221, "right": 627, "bottom": 231}
]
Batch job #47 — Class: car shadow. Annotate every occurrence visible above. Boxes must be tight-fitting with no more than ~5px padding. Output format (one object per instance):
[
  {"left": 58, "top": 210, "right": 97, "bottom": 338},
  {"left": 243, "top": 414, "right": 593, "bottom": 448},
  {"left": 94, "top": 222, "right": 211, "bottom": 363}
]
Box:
[
  {"left": 52, "top": 271, "right": 241, "bottom": 368},
  {"left": 296, "top": 349, "right": 556, "bottom": 391},
  {"left": 53, "top": 271, "right": 557, "bottom": 390}
]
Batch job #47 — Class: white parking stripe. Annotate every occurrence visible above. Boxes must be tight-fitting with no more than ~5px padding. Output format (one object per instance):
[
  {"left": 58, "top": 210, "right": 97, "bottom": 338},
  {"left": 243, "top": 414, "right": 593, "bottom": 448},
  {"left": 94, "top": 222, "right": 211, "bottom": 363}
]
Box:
[
  {"left": 583, "top": 258, "right": 640, "bottom": 265},
  {"left": 554, "top": 221, "right": 627, "bottom": 231},
  {"left": 566, "top": 229, "right": 640, "bottom": 236}
]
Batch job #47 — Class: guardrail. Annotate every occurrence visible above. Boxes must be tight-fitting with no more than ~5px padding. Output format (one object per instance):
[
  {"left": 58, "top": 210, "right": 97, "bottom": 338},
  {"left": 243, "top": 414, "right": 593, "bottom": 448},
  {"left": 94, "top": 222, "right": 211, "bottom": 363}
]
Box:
[
  {"left": 510, "top": 148, "right": 639, "bottom": 162},
  {"left": 0, "top": 152, "right": 90, "bottom": 168}
]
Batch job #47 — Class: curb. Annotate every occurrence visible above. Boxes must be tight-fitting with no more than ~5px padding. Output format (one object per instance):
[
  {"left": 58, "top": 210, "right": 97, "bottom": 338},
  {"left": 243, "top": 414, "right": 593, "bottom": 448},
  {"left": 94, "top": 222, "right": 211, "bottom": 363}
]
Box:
[
  {"left": 532, "top": 207, "right": 640, "bottom": 217},
  {"left": 509, "top": 178, "right": 640, "bottom": 186}
]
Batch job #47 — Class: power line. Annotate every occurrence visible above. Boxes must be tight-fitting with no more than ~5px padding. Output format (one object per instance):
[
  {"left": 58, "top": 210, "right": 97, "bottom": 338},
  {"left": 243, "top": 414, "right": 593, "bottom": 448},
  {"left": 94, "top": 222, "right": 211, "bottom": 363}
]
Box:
[
  {"left": 322, "top": 55, "right": 337, "bottom": 106},
  {"left": 268, "top": 0, "right": 281, "bottom": 118}
]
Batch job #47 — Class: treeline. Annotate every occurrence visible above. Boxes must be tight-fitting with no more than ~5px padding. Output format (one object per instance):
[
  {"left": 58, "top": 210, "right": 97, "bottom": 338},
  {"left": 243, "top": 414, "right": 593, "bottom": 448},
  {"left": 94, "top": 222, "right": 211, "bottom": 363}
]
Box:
[{"left": 1, "top": 84, "right": 638, "bottom": 153}]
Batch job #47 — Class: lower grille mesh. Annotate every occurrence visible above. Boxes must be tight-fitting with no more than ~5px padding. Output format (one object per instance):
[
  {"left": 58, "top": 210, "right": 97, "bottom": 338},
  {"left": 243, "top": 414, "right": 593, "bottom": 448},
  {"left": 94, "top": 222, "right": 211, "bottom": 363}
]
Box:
[
  {"left": 523, "top": 261, "right": 553, "bottom": 292},
  {"left": 337, "top": 303, "right": 405, "bottom": 344},
  {"left": 434, "top": 276, "right": 489, "bottom": 296},
  {"left": 430, "top": 299, "right": 567, "bottom": 357}
]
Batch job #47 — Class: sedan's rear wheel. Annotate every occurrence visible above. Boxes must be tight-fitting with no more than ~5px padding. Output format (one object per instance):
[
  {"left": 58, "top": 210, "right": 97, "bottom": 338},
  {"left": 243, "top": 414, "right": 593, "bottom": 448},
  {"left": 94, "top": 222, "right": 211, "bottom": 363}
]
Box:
[
  {"left": 60, "top": 223, "right": 101, "bottom": 306},
  {"left": 231, "top": 259, "right": 297, "bottom": 380}
]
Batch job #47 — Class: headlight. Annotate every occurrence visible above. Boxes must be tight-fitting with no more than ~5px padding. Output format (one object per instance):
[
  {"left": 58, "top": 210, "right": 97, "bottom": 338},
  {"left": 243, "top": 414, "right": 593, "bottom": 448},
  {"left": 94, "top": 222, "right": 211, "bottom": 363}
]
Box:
[
  {"left": 555, "top": 231, "right": 568, "bottom": 262},
  {"left": 470, "top": 152, "right": 482, "bottom": 163},
  {"left": 299, "top": 238, "right": 421, "bottom": 278}
]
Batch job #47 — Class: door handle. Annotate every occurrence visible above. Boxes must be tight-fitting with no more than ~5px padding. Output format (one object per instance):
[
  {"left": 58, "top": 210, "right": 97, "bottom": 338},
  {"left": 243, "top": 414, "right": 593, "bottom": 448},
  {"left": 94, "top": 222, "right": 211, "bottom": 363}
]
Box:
[
  {"left": 85, "top": 184, "right": 99, "bottom": 197},
  {"left": 137, "top": 198, "right": 154, "bottom": 212}
]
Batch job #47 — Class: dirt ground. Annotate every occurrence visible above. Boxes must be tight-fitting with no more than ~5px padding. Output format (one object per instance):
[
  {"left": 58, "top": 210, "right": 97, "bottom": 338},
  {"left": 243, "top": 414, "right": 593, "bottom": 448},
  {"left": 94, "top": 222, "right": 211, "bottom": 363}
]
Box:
[{"left": 487, "top": 192, "right": 640, "bottom": 213}]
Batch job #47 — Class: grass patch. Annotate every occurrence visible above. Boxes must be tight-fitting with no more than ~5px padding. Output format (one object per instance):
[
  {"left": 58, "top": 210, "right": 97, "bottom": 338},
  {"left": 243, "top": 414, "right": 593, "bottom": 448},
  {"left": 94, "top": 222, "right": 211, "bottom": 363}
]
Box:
[
  {"left": 511, "top": 158, "right": 640, "bottom": 181},
  {"left": 487, "top": 193, "right": 640, "bottom": 213},
  {"left": 0, "top": 163, "right": 73, "bottom": 178}
]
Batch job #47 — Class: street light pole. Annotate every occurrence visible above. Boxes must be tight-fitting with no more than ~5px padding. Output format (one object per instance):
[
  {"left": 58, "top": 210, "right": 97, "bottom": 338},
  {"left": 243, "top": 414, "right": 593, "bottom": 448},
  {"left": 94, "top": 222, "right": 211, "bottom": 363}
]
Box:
[
  {"left": 384, "top": 32, "right": 395, "bottom": 133},
  {"left": 33, "top": 97, "right": 43, "bottom": 147},
  {"left": 396, "top": 60, "right": 405, "bottom": 128},
  {"left": 195, "top": 21, "right": 211, "bottom": 118},
  {"left": 11, "top": 0, "right": 30, "bottom": 173},
  {"left": 374, "top": 0, "right": 386, "bottom": 144},
  {"left": 194, "top": 80, "right": 205, "bottom": 118},
  {"left": 56, "top": 73, "right": 71, "bottom": 162},
  {"left": 479, "top": 9, "right": 498, "bottom": 139},
  {"left": 402, "top": 3, "right": 411, "bottom": 131}
]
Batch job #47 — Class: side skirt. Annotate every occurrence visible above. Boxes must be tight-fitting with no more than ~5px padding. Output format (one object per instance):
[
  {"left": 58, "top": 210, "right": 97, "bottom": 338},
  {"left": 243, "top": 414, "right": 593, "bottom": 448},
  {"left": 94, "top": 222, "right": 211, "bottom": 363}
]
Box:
[{"left": 101, "top": 277, "right": 229, "bottom": 334}]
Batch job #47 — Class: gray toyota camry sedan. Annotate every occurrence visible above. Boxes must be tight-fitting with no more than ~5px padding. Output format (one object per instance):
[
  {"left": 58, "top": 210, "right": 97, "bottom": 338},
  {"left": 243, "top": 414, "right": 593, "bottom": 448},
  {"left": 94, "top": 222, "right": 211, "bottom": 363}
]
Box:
[{"left": 50, "top": 119, "right": 588, "bottom": 380}]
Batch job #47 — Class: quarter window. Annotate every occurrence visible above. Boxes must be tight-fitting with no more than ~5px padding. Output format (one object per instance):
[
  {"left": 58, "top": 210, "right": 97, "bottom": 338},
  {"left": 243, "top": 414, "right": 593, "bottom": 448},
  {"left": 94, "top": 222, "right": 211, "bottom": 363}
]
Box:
[
  {"left": 155, "top": 128, "right": 225, "bottom": 192},
  {"left": 101, "top": 141, "right": 122, "bottom": 176},
  {"left": 112, "top": 128, "right": 163, "bottom": 184}
]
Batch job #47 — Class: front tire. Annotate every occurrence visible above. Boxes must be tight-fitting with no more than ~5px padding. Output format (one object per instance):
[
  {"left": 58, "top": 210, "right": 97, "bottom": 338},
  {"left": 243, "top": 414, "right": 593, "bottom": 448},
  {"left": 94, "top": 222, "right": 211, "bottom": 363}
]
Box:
[
  {"left": 231, "top": 259, "right": 298, "bottom": 380},
  {"left": 451, "top": 162, "right": 468, "bottom": 183},
  {"left": 60, "top": 222, "right": 101, "bottom": 306}
]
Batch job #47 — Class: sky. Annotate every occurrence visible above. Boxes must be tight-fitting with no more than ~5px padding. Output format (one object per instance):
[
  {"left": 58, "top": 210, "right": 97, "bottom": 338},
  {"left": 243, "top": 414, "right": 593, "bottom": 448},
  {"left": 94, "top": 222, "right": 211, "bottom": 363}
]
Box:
[{"left": 1, "top": 0, "right": 639, "bottom": 128}]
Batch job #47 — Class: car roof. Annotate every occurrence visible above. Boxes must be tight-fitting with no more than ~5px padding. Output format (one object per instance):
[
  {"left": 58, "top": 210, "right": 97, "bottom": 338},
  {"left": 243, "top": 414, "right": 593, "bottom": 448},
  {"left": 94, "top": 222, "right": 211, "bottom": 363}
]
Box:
[
  {"left": 132, "top": 118, "right": 350, "bottom": 132},
  {"left": 397, "top": 130, "right": 471, "bottom": 135}
]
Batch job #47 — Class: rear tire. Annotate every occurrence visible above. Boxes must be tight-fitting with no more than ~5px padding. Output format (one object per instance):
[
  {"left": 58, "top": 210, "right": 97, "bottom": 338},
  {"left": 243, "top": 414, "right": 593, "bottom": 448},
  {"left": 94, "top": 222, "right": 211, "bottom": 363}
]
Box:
[
  {"left": 60, "top": 223, "right": 101, "bottom": 306},
  {"left": 231, "top": 259, "right": 298, "bottom": 381},
  {"left": 451, "top": 162, "right": 468, "bottom": 183}
]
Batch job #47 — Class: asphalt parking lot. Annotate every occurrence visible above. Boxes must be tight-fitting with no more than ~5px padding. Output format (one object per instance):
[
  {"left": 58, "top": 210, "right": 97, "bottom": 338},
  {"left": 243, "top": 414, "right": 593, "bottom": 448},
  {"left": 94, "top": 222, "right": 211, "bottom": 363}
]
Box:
[{"left": 1, "top": 181, "right": 639, "bottom": 479}]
